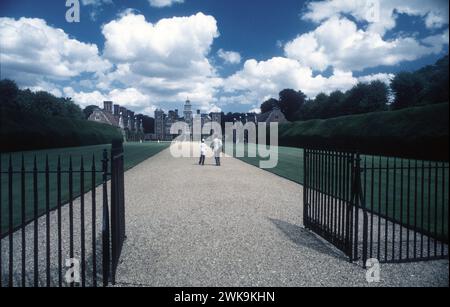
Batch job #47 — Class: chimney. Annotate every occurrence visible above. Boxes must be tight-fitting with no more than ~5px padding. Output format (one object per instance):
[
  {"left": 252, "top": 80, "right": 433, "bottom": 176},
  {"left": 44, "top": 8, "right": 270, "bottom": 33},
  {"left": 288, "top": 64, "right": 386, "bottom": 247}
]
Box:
[
  {"left": 103, "top": 101, "right": 113, "bottom": 113},
  {"left": 113, "top": 104, "right": 120, "bottom": 116}
]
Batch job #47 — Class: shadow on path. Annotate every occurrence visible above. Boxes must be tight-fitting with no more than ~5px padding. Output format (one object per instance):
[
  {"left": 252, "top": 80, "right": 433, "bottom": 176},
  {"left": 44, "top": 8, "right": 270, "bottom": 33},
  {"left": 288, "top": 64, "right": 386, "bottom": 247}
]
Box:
[{"left": 269, "top": 218, "right": 346, "bottom": 260}]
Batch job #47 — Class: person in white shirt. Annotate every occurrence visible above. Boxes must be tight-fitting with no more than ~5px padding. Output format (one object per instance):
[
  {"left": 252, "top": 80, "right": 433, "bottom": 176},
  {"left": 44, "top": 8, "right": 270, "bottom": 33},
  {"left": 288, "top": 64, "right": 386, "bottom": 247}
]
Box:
[
  {"left": 199, "top": 139, "right": 207, "bottom": 166},
  {"left": 211, "top": 136, "right": 223, "bottom": 166}
]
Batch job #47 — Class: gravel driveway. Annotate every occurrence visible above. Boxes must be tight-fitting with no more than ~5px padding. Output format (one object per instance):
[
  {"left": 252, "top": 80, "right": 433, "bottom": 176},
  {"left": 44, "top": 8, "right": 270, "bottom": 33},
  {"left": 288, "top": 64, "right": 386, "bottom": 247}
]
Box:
[{"left": 114, "top": 144, "right": 449, "bottom": 287}]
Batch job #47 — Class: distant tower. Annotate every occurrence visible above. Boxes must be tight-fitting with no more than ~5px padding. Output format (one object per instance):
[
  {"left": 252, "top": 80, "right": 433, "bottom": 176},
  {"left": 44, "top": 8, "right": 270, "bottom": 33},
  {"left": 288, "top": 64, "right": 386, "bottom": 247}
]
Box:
[
  {"left": 128, "top": 115, "right": 132, "bottom": 130},
  {"left": 103, "top": 101, "right": 113, "bottom": 113},
  {"left": 119, "top": 112, "right": 124, "bottom": 129},
  {"left": 154, "top": 109, "right": 165, "bottom": 140},
  {"left": 118, "top": 112, "right": 126, "bottom": 142},
  {"left": 184, "top": 98, "right": 193, "bottom": 130}
]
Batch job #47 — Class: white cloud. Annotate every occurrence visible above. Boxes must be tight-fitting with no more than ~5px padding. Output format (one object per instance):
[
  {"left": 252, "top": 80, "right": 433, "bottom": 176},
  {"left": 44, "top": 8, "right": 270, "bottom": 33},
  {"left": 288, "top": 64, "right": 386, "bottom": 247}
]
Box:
[
  {"left": 248, "top": 107, "right": 261, "bottom": 114},
  {"left": 223, "top": 57, "right": 359, "bottom": 102},
  {"left": 63, "top": 87, "right": 107, "bottom": 108},
  {"left": 357, "top": 73, "right": 394, "bottom": 85},
  {"left": 148, "top": 0, "right": 184, "bottom": 8},
  {"left": 100, "top": 12, "right": 222, "bottom": 112},
  {"left": 27, "top": 81, "right": 63, "bottom": 97},
  {"left": 217, "top": 49, "right": 242, "bottom": 64},
  {"left": 102, "top": 12, "right": 218, "bottom": 65},
  {"left": 81, "top": 0, "right": 113, "bottom": 20},
  {"left": 422, "top": 29, "right": 450, "bottom": 52},
  {"left": 63, "top": 86, "right": 156, "bottom": 114},
  {"left": 284, "top": 16, "right": 449, "bottom": 72},
  {"left": 303, "top": 0, "right": 449, "bottom": 34},
  {"left": 0, "top": 17, "right": 111, "bottom": 85},
  {"left": 81, "top": 0, "right": 113, "bottom": 6}
]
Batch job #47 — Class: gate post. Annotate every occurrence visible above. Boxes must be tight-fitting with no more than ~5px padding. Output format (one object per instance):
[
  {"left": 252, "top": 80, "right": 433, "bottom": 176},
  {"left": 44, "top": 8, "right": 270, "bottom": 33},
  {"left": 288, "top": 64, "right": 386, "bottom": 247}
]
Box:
[
  {"left": 110, "top": 140, "right": 126, "bottom": 285},
  {"left": 352, "top": 153, "right": 360, "bottom": 262},
  {"left": 357, "top": 156, "right": 369, "bottom": 269},
  {"left": 101, "top": 149, "right": 110, "bottom": 286},
  {"left": 351, "top": 153, "right": 369, "bottom": 267},
  {"left": 303, "top": 149, "right": 309, "bottom": 229}
]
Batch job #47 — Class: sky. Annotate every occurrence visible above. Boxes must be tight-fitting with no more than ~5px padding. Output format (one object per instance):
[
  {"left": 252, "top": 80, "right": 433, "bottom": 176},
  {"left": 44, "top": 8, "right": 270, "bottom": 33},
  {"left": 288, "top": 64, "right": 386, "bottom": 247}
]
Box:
[{"left": 0, "top": 0, "right": 448, "bottom": 115}]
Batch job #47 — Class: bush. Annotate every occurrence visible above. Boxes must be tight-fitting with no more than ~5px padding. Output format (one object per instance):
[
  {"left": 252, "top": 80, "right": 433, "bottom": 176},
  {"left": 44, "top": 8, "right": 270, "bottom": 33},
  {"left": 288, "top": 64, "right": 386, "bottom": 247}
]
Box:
[
  {"left": 279, "top": 103, "right": 449, "bottom": 161},
  {"left": 0, "top": 110, "right": 123, "bottom": 153}
]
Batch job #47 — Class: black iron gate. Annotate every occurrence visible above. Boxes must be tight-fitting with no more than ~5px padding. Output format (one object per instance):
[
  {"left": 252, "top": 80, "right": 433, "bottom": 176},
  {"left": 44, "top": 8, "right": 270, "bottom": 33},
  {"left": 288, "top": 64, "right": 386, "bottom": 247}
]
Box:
[
  {"left": 0, "top": 141, "right": 126, "bottom": 287},
  {"left": 303, "top": 149, "right": 358, "bottom": 260},
  {"left": 303, "top": 148, "right": 449, "bottom": 266}
]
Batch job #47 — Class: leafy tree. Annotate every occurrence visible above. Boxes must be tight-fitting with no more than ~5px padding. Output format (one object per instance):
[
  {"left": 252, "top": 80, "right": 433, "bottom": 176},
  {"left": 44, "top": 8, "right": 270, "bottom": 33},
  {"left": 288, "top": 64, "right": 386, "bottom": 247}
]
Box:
[
  {"left": 326, "top": 90, "right": 345, "bottom": 118},
  {"left": 359, "top": 80, "right": 389, "bottom": 113},
  {"left": 0, "top": 79, "right": 19, "bottom": 109},
  {"left": 341, "top": 81, "right": 388, "bottom": 115},
  {"left": 341, "top": 83, "right": 369, "bottom": 115},
  {"left": 141, "top": 115, "right": 155, "bottom": 134},
  {"left": 417, "top": 55, "right": 449, "bottom": 105},
  {"left": 61, "top": 98, "right": 83, "bottom": 120},
  {"left": 278, "top": 89, "right": 306, "bottom": 121},
  {"left": 391, "top": 72, "right": 425, "bottom": 109},
  {"left": 0, "top": 79, "right": 84, "bottom": 119},
  {"left": 260, "top": 98, "right": 279, "bottom": 114}
]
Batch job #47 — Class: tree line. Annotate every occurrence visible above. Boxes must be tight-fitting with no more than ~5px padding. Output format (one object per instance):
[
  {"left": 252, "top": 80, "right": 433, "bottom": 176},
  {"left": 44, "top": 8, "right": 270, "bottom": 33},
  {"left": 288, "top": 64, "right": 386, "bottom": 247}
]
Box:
[
  {"left": 260, "top": 55, "right": 449, "bottom": 121},
  {"left": 0, "top": 79, "right": 84, "bottom": 120}
]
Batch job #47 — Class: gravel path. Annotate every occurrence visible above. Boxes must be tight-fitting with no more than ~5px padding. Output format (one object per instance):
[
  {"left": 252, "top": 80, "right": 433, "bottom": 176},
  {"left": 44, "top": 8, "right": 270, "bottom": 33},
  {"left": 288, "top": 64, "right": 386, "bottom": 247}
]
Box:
[{"left": 114, "top": 144, "right": 449, "bottom": 287}]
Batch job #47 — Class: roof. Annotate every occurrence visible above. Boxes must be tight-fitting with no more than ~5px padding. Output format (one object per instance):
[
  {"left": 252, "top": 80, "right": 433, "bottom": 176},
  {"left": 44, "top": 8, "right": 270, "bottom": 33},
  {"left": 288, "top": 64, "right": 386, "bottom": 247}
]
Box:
[
  {"left": 89, "top": 108, "right": 119, "bottom": 127},
  {"left": 257, "top": 108, "right": 288, "bottom": 124}
]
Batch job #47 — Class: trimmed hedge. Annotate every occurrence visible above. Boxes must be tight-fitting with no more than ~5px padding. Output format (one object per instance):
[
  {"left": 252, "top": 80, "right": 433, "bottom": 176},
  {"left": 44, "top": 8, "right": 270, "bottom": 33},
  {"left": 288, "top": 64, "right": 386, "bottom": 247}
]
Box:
[
  {"left": 0, "top": 109, "right": 123, "bottom": 153},
  {"left": 279, "top": 102, "right": 449, "bottom": 161}
]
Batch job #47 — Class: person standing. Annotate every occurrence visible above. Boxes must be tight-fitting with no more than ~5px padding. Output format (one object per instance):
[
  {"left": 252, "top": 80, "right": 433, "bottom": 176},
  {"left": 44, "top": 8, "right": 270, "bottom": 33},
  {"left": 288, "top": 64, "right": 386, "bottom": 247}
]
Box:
[
  {"left": 199, "top": 139, "right": 207, "bottom": 166},
  {"left": 211, "top": 135, "right": 223, "bottom": 166}
]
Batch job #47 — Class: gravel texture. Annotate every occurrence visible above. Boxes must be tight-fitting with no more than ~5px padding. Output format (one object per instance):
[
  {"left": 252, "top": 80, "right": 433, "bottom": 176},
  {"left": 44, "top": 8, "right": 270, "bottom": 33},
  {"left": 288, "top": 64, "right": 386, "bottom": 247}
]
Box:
[
  {"left": 1, "top": 183, "right": 106, "bottom": 287},
  {"left": 113, "top": 144, "right": 449, "bottom": 287}
]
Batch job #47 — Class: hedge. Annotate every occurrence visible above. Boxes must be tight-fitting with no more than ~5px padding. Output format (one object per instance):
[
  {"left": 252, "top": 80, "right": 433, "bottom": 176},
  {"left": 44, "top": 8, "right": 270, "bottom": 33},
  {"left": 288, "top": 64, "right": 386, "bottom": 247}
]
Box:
[
  {"left": 278, "top": 102, "right": 449, "bottom": 161},
  {"left": 1, "top": 109, "right": 123, "bottom": 153}
]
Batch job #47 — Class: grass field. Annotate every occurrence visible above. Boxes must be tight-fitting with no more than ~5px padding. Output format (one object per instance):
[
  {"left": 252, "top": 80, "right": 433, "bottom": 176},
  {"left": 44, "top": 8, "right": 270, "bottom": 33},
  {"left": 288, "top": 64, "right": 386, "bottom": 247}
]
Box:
[
  {"left": 0, "top": 142, "right": 170, "bottom": 235},
  {"left": 230, "top": 143, "right": 449, "bottom": 240}
]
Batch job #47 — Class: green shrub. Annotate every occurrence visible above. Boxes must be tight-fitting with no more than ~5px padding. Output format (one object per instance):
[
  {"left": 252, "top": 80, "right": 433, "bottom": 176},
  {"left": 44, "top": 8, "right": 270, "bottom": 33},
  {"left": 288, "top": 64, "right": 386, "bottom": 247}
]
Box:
[
  {"left": 0, "top": 110, "right": 123, "bottom": 152},
  {"left": 279, "top": 103, "right": 449, "bottom": 161}
]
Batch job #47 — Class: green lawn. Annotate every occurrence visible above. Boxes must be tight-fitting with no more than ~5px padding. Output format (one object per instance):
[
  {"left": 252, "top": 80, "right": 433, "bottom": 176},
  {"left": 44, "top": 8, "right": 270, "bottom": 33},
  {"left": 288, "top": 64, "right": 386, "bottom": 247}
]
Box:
[
  {"left": 0, "top": 142, "right": 169, "bottom": 236},
  {"left": 231, "top": 143, "right": 449, "bottom": 240}
]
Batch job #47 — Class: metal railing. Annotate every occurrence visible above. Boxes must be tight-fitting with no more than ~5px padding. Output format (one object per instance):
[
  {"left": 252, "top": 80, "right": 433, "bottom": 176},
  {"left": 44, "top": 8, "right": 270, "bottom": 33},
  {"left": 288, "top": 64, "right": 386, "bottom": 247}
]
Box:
[
  {"left": 303, "top": 148, "right": 449, "bottom": 266},
  {"left": 0, "top": 141, "right": 126, "bottom": 287}
]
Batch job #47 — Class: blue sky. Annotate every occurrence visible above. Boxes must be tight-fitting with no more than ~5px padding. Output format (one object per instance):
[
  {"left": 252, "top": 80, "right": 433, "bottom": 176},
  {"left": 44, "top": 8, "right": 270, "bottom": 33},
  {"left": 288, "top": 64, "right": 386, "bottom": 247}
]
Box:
[{"left": 0, "top": 0, "right": 448, "bottom": 115}]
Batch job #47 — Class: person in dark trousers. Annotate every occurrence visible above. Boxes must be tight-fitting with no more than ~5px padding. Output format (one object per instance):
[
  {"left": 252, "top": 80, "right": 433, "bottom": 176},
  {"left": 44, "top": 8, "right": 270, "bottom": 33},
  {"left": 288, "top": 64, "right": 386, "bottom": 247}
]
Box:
[
  {"left": 211, "top": 136, "right": 223, "bottom": 166},
  {"left": 199, "top": 139, "right": 207, "bottom": 166}
]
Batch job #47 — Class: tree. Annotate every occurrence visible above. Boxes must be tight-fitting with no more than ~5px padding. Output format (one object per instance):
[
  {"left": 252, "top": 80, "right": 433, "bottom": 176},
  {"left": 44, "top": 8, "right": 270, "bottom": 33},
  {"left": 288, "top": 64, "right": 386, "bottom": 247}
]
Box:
[
  {"left": 278, "top": 89, "right": 306, "bottom": 121},
  {"left": 260, "top": 98, "right": 279, "bottom": 114},
  {"left": 360, "top": 80, "right": 389, "bottom": 113},
  {"left": 417, "top": 55, "right": 449, "bottom": 105},
  {"left": 341, "top": 83, "right": 369, "bottom": 115},
  {"left": 141, "top": 115, "right": 155, "bottom": 134},
  {"left": 60, "top": 98, "right": 83, "bottom": 120},
  {"left": 326, "top": 90, "right": 345, "bottom": 118},
  {"left": 391, "top": 72, "right": 425, "bottom": 109},
  {"left": 0, "top": 79, "right": 19, "bottom": 109}
]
